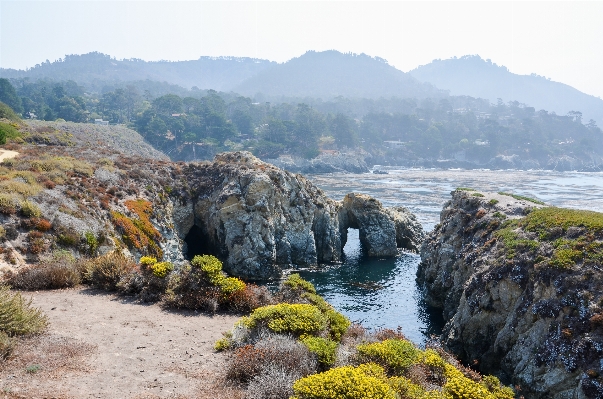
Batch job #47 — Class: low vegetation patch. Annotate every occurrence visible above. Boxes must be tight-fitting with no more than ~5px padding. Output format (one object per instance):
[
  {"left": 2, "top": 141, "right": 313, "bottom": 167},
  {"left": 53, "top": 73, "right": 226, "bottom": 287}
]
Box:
[
  {"left": 0, "top": 286, "right": 47, "bottom": 337},
  {"left": 498, "top": 191, "right": 545, "bottom": 205}
]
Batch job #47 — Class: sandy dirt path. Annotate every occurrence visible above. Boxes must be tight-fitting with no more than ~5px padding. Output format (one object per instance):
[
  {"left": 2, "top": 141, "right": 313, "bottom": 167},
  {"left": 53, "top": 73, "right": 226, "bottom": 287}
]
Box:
[
  {"left": 0, "top": 288, "right": 241, "bottom": 399},
  {"left": 0, "top": 150, "right": 19, "bottom": 162}
]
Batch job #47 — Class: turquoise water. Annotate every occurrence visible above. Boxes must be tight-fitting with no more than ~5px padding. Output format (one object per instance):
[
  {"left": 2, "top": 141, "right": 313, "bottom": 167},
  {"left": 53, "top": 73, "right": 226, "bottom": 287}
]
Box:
[{"left": 301, "top": 169, "right": 603, "bottom": 345}]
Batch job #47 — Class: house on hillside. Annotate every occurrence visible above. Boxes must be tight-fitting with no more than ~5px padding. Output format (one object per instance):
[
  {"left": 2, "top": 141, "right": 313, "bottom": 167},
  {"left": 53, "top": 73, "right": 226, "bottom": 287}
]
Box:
[{"left": 94, "top": 119, "right": 109, "bottom": 126}]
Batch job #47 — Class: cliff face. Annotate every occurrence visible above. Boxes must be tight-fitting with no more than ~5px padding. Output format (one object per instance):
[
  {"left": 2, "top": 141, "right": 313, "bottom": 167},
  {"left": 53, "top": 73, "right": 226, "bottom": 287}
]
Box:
[
  {"left": 419, "top": 190, "right": 603, "bottom": 398},
  {"left": 1, "top": 141, "right": 423, "bottom": 281},
  {"left": 172, "top": 152, "right": 424, "bottom": 279}
]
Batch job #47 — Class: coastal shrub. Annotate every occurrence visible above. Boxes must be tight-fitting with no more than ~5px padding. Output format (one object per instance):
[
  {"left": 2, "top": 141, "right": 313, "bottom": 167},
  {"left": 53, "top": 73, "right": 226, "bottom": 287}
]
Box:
[
  {"left": 356, "top": 339, "right": 421, "bottom": 375},
  {"left": 443, "top": 364, "right": 514, "bottom": 399},
  {"left": 192, "top": 254, "right": 246, "bottom": 297},
  {"left": 280, "top": 274, "right": 351, "bottom": 341},
  {"left": 472, "top": 193, "right": 484, "bottom": 197},
  {"left": 521, "top": 207, "right": 603, "bottom": 236},
  {"left": 291, "top": 363, "right": 396, "bottom": 399},
  {"left": 242, "top": 303, "right": 328, "bottom": 336},
  {"left": 111, "top": 199, "right": 163, "bottom": 258},
  {"left": 0, "top": 286, "right": 47, "bottom": 336},
  {"left": 550, "top": 248, "right": 583, "bottom": 268},
  {"left": 164, "top": 255, "right": 256, "bottom": 311},
  {"left": 20, "top": 200, "right": 42, "bottom": 218},
  {"left": 488, "top": 199, "right": 499, "bottom": 205},
  {"left": 8, "top": 254, "right": 82, "bottom": 290},
  {"left": 0, "top": 180, "right": 42, "bottom": 196},
  {"left": 456, "top": 187, "right": 476, "bottom": 192},
  {"left": 0, "top": 226, "right": 5, "bottom": 240},
  {"left": 246, "top": 365, "right": 299, "bottom": 399},
  {"left": 0, "top": 193, "right": 20, "bottom": 214},
  {"left": 0, "top": 330, "right": 14, "bottom": 359},
  {"left": 149, "top": 261, "right": 173, "bottom": 278},
  {"left": 84, "top": 231, "right": 98, "bottom": 255},
  {"left": 85, "top": 251, "right": 136, "bottom": 290},
  {"left": 300, "top": 336, "right": 338, "bottom": 368},
  {"left": 228, "top": 283, "right": 274, "bottom": 312},
  {"left": 226, "top": 335, "right": 316, "bottom": 383}
]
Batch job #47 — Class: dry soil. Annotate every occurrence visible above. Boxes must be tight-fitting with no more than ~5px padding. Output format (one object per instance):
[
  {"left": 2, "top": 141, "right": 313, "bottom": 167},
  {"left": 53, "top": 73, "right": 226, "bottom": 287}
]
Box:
[{"left": 0, "top": 288, "right": 243, "bottom": 399}]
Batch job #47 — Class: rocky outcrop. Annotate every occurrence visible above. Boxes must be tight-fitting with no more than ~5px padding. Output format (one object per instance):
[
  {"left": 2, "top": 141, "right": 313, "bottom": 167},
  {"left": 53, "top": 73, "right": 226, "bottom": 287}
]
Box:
[
  {"left": 419, "top": 189, "right": 603, "bottom": 398},
  {"left": 0, "top": 135, "right": 423, "bottom": 281},
  {"left": 174, "top": 152, "right": 424, "bottom": 279},
  {"left": 264, "top": 151, "right": 370, "bottom": 174}
]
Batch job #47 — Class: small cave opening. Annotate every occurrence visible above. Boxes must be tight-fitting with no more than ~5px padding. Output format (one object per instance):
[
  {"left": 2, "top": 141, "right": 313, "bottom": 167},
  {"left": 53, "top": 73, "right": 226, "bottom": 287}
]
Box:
[{"left": 184, "top": 224, "right": 218, "bottom": 260}]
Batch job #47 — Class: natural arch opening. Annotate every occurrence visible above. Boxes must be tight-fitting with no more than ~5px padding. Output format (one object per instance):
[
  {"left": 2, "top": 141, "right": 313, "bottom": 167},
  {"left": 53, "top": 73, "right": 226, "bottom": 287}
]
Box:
[
  {"left": 342, "top": 228, "right": 363, "bottom": 262},
  {"left": 184, "top": 224, "right": 218, "bottom": 260}
]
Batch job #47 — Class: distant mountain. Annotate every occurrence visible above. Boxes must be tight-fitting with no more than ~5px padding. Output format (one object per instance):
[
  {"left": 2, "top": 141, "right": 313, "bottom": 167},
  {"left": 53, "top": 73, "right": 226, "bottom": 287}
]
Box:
[
  {"left": 234, "top": 50, "right": 445, "bottom": 100},
  {"left": 409, "top": 55, "right": 603, "bottom": 126},
  {"left": 0, "top": 52, "right": 275, "bottom": 92}
]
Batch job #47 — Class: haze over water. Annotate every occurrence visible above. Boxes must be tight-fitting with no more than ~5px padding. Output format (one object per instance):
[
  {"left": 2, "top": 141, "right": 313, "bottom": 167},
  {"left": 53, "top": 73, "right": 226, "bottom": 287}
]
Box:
[{"left": 299, "top": 169, "right": 603, "bottom": 345}]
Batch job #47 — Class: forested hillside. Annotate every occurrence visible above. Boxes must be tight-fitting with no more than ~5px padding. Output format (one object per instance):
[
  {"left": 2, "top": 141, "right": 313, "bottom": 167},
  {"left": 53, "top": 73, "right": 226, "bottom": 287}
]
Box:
[
  {"left": 0, "top": 52, "right": 275, "bottom": 92},
  {"left": 409, "top": 55, "right": 603, "bottom": 126}
]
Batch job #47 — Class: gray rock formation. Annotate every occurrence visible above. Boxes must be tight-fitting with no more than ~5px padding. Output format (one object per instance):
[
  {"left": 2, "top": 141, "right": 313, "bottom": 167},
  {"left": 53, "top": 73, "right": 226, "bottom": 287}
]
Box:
[
  {"left": 173, "top": 152, "right": 423, "bottom": 279},
  {"left": 265, "top": 151, "right": 370, "bottom": 174},
  {"left": 419, "top": 189, "right": 603, "bottom": 398}
]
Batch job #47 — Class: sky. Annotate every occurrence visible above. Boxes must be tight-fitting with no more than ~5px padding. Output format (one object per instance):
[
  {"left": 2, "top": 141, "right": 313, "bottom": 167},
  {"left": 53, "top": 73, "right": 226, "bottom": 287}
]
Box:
[{"left": 1, "top": 1, "right": 602, "bottom": 98}]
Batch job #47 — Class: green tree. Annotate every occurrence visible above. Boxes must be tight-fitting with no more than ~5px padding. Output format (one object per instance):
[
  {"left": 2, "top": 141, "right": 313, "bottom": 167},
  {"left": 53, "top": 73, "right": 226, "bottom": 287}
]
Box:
[{"left": 0, "top": 78, "right": 23, "bottom": 114}]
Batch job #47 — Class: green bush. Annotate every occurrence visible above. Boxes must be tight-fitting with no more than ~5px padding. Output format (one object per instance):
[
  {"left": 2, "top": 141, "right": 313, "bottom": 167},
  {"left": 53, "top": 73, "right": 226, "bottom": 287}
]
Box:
[
  {"left": 0, "top": 193, "right": 20, "bottom": 215},
  {"left": 356, "top": 339, "right": 421, "bottom": 375},
  {"left": 84, "top": 231, "right": 98, "bottom": 255},
  {"left": 300, "top": 336, "right": 338, "bottom": 367},
  {"left": 20, "top": 200, "right": 42, "bottom": 218},
  {"left": 0, "top": 286, "right": 47, "bottom": 336},
  {"left": 291, "top": 363, "right": 396, "bottom": 399},
  {"left": 243, "top": 303, "right": 328, "bottom": 336},
  {"left": 285, "top": 273, "right": 317, "bottom": 293}
]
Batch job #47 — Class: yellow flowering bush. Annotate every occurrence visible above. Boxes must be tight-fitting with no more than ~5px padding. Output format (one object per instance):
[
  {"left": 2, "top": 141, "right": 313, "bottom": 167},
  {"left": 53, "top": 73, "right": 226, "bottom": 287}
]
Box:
[
  {"left": 243, "top": 303, "right": 327, "bottom": 335},
  {"left": 284, "top": 274, "right": 351, "bottom": 341},
  {"left": 139, "top": 256, "right": 157, "bottom": 266},
  {"left": 443, "top": 364, "right": 514, "bottom": 399},
  {"left": 291, "top": 363, "right": 396, "bottom": 399},
  {"left": 356, "top": 339, "right": 421, "bottom": 374},
  {"left": 150, "top": 261, "right": 174, "bottom": 278},
  {"left": 191, "top": 254, "right": 246, "bottom": 296}
]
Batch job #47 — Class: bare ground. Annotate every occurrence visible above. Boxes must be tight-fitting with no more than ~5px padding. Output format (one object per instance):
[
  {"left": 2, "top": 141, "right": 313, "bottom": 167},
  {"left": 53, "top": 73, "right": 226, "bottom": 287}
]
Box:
[{"left": 0, "top": 288, "right": 243, "bottom": 399}]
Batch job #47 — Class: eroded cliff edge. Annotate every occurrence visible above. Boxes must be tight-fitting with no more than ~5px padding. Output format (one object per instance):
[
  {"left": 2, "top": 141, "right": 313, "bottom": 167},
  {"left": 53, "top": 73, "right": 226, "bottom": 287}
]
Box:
[
  {"left": 172, "top": 152, "right": 424, "bottom": 279},
  {"left": 0, "top": 147, "right": 423, "bottom": 281},
  {"left": 418, "top": 189, "right": 603, "bottom": 398}
]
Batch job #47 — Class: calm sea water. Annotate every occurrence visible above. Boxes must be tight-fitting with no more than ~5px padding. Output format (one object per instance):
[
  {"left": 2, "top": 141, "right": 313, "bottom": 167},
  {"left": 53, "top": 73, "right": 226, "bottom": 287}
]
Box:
[{"left": 298, "top": 168, "right": 603, "bottom": 345}]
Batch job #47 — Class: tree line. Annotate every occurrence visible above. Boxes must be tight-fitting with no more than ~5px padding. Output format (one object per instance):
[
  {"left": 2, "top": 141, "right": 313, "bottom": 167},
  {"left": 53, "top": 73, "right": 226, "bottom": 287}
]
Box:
[{"left": 1, "top": 77, "right": 601, "bottom": 164}]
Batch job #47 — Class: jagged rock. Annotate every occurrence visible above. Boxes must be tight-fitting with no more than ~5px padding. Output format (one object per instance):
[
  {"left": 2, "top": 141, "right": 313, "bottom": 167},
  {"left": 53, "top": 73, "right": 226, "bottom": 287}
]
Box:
[
  {"left": 386, "top": 206, "right": 425, "bottom": 252},
  {"left": 419, "top": 190, "right": 603, "bottom": 398},
  {"left": 174, "top": 152, "right": 423, "bottom": 279},
  {"left": 339, "top": 193, "right": 397, "bottom": 257}
]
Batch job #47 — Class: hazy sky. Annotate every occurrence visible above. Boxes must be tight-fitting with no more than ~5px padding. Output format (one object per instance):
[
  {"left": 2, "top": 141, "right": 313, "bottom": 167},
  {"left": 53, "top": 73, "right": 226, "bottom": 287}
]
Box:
[{"left": 1, "top": 1, "right": 602, "bottom": 98}]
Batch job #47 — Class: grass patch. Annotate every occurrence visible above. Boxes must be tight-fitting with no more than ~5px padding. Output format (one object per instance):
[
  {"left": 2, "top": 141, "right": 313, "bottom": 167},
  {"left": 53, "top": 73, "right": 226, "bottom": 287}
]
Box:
[
  {"left": 498, "top": 192, "right": 545, "bottom": 205},
  {"left": 472, "top": 193, "right": 485, "bottom": 197},
  {"left": 456, "top": 187, "right": 476, "bottom": 192},
  {"left": 521, "top": 207, "right": 603, "bottom": 235}
]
